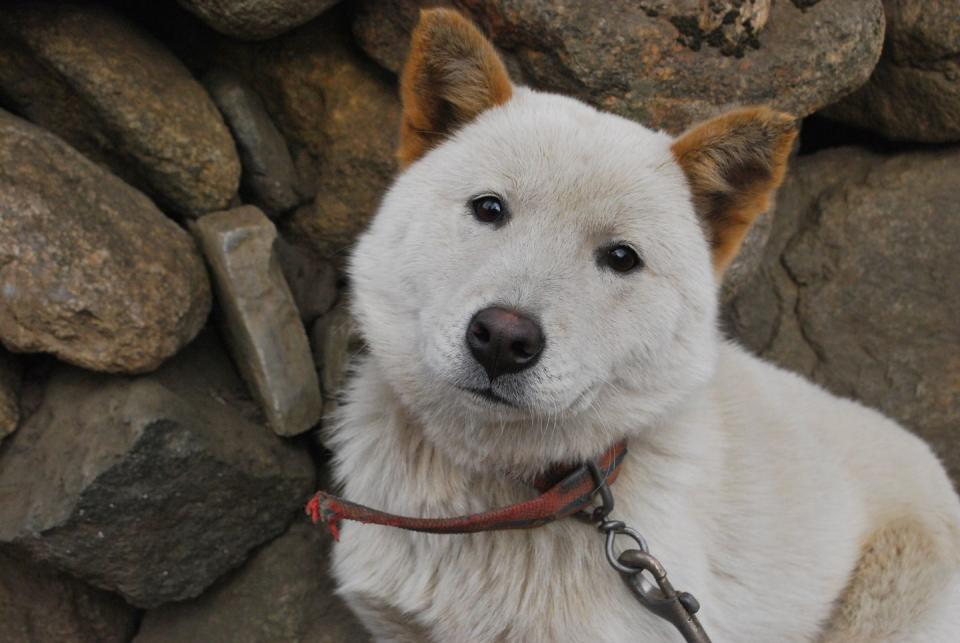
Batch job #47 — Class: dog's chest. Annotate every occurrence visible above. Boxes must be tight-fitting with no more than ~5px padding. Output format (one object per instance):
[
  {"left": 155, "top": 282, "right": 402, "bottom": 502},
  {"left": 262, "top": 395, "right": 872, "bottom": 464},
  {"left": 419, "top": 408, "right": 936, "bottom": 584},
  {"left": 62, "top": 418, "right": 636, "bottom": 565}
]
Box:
[{"left": 332, "top": 515, "right": 682, "bottom": 642}]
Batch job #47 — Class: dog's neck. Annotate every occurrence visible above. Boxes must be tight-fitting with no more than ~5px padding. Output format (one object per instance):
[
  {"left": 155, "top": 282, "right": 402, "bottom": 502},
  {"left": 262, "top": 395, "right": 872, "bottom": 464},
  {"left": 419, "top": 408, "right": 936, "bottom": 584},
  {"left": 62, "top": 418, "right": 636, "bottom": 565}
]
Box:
[{"left": 331, "top": 355, "right": 721, "bottom": 518}]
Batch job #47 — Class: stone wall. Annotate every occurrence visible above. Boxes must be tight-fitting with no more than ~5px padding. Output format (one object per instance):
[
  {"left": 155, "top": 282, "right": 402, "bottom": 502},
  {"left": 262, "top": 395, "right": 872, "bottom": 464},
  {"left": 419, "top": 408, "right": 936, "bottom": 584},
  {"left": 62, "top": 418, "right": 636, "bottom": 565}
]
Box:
[{"left": 0, "top": 1, "right": 957, "bottom": 639}]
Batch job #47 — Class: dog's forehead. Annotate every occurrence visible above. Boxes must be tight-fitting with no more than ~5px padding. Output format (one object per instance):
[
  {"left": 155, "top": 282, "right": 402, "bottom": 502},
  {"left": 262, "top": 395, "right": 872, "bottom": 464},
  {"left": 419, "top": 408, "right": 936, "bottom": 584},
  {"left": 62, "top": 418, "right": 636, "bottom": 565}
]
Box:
[{"left": 446, "top": 88, "right": 685, "bottom": 229}]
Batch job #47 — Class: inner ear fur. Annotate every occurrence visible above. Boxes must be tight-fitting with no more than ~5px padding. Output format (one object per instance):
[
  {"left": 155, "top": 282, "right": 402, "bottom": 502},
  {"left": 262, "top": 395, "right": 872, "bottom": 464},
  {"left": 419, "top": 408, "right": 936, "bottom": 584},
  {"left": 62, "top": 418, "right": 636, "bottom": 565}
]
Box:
[
  {"left": 398, "top": 8, "right": 512, "bottom": 167},
  {"left": 671, "top": 107, "right": 798, "bottom": 273}
]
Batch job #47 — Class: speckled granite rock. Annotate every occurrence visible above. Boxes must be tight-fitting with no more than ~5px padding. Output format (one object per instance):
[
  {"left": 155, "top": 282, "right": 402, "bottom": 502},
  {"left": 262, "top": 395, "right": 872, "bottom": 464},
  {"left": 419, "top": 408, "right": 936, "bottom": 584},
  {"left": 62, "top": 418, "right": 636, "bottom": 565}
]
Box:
[
  {"left": 135, "top": 522, "right": 369, "bottom": 643},
  {"left": 353, "top": 0, "right": 884, "bottom": 133},
  {"left": 0, "top": 3, "right": 240, "bottom": 216},
  {"left": 0, "top": 109, "right": 210, "bottom": 373},
  {"left": 0, "top": 332, "right": 315, "bottom": 607},
  {"left": 177, "top": 0, "right": 341, "bottom": 40}
]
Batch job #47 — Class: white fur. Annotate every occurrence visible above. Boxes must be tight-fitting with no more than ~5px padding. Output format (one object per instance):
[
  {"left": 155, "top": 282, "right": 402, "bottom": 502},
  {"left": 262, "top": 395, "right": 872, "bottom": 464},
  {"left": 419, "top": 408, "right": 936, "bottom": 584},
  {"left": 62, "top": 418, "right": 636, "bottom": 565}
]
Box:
[{"left": 327, "top": 88, "right": 960, "bottom": 641}]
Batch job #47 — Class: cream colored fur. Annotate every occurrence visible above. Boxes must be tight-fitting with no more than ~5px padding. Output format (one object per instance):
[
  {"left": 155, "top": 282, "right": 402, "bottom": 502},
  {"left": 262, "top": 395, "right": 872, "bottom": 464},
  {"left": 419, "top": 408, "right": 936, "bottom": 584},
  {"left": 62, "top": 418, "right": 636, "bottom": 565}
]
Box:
[{"left": 325, "top": 28, "right": 960, "bottom": 642}]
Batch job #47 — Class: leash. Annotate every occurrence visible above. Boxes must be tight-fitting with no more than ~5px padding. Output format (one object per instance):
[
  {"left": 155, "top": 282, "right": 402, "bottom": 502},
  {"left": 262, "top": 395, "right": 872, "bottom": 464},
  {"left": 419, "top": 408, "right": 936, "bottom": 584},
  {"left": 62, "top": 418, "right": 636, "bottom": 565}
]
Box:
[{"left": 306, "top": 441, "right": 711, "bottom": 642}]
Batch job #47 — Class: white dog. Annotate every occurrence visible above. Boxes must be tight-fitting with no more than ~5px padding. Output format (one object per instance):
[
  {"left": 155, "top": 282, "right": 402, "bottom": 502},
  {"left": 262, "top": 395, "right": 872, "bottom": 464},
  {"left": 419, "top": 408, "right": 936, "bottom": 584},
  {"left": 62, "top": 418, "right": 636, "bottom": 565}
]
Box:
[{"left": 323, "top": 9, "right": 960, "bottom": 642}]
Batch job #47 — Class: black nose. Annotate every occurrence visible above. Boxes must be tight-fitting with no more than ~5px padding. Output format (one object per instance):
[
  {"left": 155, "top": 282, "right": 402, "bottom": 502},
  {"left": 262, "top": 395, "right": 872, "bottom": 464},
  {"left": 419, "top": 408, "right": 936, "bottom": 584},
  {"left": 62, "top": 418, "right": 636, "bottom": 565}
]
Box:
[{"left": 466, "top": 307, "right": 544, "bottom": 380}]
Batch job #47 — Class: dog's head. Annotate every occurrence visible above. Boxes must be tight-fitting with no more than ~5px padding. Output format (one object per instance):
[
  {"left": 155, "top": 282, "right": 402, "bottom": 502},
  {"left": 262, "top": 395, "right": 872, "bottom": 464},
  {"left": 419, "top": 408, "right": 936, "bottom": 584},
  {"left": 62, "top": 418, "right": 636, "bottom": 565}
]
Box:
[{"left": 349, "top": 9, "right": 796, "bottom": 472}]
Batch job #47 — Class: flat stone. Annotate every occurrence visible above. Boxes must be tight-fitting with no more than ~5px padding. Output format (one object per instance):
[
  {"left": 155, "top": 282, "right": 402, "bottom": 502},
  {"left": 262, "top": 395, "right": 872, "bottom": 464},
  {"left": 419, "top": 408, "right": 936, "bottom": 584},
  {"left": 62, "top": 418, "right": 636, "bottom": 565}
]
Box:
[
  {"left": 275, "top": 236, "right": 339, "bottom": 324},
  {"left": 205, "top": 12, "right": 400, "bottom": 263},
  {"left": 135, "top": 522, "right": 369, "bottom": 643},
  {"left": 0, "top": 332, "right": 315, "bottom": 608},
  {"left": 0, "top": 109, "right": 211, "bottom": 373},
  {"left": 177, "top": 0, "right": 342, "bottom": 40},
  {"left": 0, "top": 4, "right": 240, "bottom": 216},
  {"left": 353, "top": 0, "right": 884, "bottom": 134},
  {"left": 0, "top": 551, "right": 138, "bottom": 643},
  {"left": 0, "top": 350, "right": 20, "bottom": 440},
  {"left": 823, "top": 0, "right": 960, "bottom": 142},
  {"left": 726, "top": 146, "right": 960, "bottom": 484},
  {"left": 204, "top": 69, "right": 303, "bottom": 217},
  {"left": 195, "top": 207, "right": 322, "bottom": 436}
]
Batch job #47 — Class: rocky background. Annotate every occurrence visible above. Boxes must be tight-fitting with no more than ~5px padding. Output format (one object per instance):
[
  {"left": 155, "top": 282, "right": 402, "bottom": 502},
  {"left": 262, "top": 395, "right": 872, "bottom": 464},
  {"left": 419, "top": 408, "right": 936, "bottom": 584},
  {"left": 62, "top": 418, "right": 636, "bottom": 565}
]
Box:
[{"left": 0, "top": 0, "right": 957, "bottom": 640}]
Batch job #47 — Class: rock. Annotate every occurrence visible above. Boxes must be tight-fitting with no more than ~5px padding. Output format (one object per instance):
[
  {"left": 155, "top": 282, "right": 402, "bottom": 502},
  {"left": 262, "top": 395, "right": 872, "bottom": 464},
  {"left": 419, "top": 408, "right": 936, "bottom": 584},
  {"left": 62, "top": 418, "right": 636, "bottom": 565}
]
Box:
[
  {"left": 0, "top": 551, "right": 138, "bottom": 643},
  {"left": 195, "top": 207, "right": 323, "bottom": 436},
  {"left": 0, "top": 109, "right": 211, "bottom": 373},
  {"left": 275, "top": 237, "right": 339, "bottom": 324},
  {"left": 177, "top": 0, "right": 342, "bottom": 40},
  {"left": 0, "top": 4, "right": 240, "bottom": 216},
  {"left": 310, "top": 298, "right": 364, "bottom": 417},
  {"left": 0, "top": 350, "right": 21, "bottom": 440},
  {"left": 726, "top": 146, "right": 960, "bottom": 484},
  {"left": 353, "top": 0, "right": 884, "bottom": 134},
  {"left": 204, "top": 69, "right": 303, "bottom": 217},
  {"left": 719, "top": 209, "right": 773, "bottom": 307},
  {"left": 206, "top": 13, "right": 400, "bottom": 262},
  {"left": 823, "top": 0, "right": 960, "bottom": 142},
  {"left": 0, "top": 332, "right": 315, "bottom": 607},
  {"left": 135, "top": 522, "right": 369, "bottom": 643}
]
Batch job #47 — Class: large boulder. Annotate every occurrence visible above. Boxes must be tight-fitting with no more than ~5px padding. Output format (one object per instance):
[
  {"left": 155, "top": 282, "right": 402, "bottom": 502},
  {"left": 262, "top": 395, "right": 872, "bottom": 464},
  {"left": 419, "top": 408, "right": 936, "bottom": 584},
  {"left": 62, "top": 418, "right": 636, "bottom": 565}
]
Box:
[
  {"left": 727, "top": 146, "right": 960, "bottom": 484},
  {"left": 135, "top": 522, "right": 369, "bottom": 643},
  {"left": 353, "top": 0, "right": 885, "bottom": 133},
  {"left": 177, "top": 0, "right": 341, "bottom": 40},
  {"left": 0, "top": 350, "right": 20, "bottom": 440},
  {"left": 0, "top": 332, "right": 315, "bottom": 607},
  {"left": 0, "top": 4, "right": 240, "bottom": 216},
  {"left": 824, "top": 0, "right": 960, "bottom": 142},
  {"left": 0, "top": 109, "right": 210, "bottom": 373},
  {"left": 194, "top": 207, "right": 323, "bottom": 437},
  {"left": 0, "top": 551, "right": 138, "bottom": 643},
  {"left": 206, "top": 12, "right": 400, "bottom": 263}
]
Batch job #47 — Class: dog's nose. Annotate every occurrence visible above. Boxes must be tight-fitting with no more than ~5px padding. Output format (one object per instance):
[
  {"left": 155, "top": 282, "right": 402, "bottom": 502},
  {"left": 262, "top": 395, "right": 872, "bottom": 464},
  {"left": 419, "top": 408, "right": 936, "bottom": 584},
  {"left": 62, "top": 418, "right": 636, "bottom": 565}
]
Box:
[{"left": 466, "top": 307, "right": 544, "bottom": 379}]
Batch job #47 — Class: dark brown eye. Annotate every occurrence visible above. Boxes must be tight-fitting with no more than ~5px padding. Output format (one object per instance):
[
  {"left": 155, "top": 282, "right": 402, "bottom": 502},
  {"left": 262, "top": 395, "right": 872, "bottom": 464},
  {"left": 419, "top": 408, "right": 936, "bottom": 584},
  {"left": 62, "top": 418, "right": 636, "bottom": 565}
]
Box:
[
  {"left": 603, "top": 244, "right": 643, "bottom": 273},
  {"left": 471, "top": 195, "right": 505, "bottom": 224}
]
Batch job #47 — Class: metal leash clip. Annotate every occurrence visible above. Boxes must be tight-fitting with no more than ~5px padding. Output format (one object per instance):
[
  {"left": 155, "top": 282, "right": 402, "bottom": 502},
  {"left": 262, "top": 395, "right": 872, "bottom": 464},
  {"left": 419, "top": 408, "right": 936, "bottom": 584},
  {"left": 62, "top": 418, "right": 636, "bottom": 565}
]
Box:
[{"left": 584, "top": 462, "right": 712, "bottom": 643}]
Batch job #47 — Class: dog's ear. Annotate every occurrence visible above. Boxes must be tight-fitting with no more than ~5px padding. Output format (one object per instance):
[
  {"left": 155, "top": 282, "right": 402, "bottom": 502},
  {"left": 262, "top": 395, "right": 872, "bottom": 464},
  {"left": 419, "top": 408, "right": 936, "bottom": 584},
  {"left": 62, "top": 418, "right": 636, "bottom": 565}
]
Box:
[
  {"left": 671, "top": 107, "right": 797, "bottom": 273},
  {"left": 397, "top": 8, "right": 512, "bottom": 167}
]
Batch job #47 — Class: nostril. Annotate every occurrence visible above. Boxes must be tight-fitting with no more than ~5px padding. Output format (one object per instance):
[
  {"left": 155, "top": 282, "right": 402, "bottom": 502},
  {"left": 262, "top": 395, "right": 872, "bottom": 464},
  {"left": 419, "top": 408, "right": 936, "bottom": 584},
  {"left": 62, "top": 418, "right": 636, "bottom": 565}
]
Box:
[
  {"left": 511, "top": 339, "right": 535, "bottom": 360},
  {"left": 470, "top": 322, "right": 490, "bottom": 344}
]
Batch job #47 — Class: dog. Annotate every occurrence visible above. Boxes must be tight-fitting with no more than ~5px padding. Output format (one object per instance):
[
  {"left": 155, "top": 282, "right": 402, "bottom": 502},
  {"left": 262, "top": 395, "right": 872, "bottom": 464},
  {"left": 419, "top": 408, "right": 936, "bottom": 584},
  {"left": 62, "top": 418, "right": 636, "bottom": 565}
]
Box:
[{"left": 324, "top": 9, "right": 960, "bottom": 641}]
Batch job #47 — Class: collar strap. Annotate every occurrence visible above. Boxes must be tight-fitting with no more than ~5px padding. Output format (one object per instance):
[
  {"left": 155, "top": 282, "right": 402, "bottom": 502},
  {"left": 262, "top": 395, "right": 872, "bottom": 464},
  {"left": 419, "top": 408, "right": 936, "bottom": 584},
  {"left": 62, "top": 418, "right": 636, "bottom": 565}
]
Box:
[{"left": 306, "top": 441, "right": 627, "bottom": 541}]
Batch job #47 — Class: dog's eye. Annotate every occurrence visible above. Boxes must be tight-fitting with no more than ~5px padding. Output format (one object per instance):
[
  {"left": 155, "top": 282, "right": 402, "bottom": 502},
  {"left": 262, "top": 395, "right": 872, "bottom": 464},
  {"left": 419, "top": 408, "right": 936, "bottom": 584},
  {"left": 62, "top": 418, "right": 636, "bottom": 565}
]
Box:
[
  {"left": 471, "top": 195, "right": 505, "bottom": 224},
  {"left": 602, "top": 244, "right": 643, "bottom": 273}
]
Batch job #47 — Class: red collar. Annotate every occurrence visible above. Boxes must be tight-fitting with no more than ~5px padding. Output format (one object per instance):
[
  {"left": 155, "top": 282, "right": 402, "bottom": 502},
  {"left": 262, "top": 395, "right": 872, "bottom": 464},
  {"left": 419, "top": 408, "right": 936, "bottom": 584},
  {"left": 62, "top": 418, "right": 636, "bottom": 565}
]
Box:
[{"left": 306, "top": 441, "right": 627, "bottom": 540}]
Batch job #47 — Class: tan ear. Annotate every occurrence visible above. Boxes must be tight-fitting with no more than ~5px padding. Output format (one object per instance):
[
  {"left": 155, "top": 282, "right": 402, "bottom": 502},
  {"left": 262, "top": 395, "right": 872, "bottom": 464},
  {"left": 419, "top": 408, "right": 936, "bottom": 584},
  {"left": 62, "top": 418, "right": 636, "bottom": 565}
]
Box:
[
  {"left": 397, "top": 8, "right": 512, "bottom": 167},
  {"left": 671, "top": 107, "right": 797, "bottom": 273}
]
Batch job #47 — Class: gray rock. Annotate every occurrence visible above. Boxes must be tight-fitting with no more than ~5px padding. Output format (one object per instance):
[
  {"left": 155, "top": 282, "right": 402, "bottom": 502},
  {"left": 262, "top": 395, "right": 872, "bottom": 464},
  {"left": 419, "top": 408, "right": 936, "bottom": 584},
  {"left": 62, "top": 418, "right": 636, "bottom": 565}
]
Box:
[
  {"left": 311, "top": 298, "right": 364, "bottom": 418},
  {"left": 0, "top": 332, "right": 315, "bottom": 607},
  {"left": 195, "top": 207, "right": 322, "bottom": 436},
  {"left": 177, "top": 0, "right": 342, "bottom": 40},
  {"left": 135, "top": 522, "right": 369, "bottom": 643},
  {"left": 0, "top": 350, "right": 20, "bottom": 440},
  {"left": 353, "top": 0, "right": 884, "bottom": 134},
  {"left": 727, "top": 146, "right": 960, "bottom": 484},
  {"left": 205, "top": 69, "right": 303, "bottom": 217},
  {"left": 824, "top": 0, "right": 960, "bottom": 142},
  {"left": 720, "top": 209, "right": 773, "bottom": 307},
  {"left": 0, "top": 109, "right": 211, "bottom": 374},
  {"left": 275, "top": 237, "right": 339, "bottom": 324},
  {"left": 205, "top": 14, "right": 400, "bottom": 263},
  {"left": 0, "top": 551, "right": 138, "bottom": 643},
  {"left": 0, "top": 4, "right": 240, "bottom": 216}
]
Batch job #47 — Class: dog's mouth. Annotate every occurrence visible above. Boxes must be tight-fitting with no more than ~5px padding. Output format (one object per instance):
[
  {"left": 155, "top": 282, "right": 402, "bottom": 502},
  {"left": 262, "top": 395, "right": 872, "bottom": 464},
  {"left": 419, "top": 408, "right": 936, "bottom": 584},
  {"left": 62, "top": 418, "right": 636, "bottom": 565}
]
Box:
[{"left": 457, "top": 386, "right": 519, "bottom": 408}]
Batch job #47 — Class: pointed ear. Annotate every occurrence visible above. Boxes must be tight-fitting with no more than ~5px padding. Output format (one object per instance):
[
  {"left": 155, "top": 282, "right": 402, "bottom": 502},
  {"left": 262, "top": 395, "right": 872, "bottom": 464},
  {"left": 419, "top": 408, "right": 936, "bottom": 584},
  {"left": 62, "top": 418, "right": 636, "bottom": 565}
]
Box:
[
  {"left": 397, "top": 8, "right": 513, "bottom": 167},
  {"left": 671, "top": 107, "right": 798, "bottom": 273}
]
